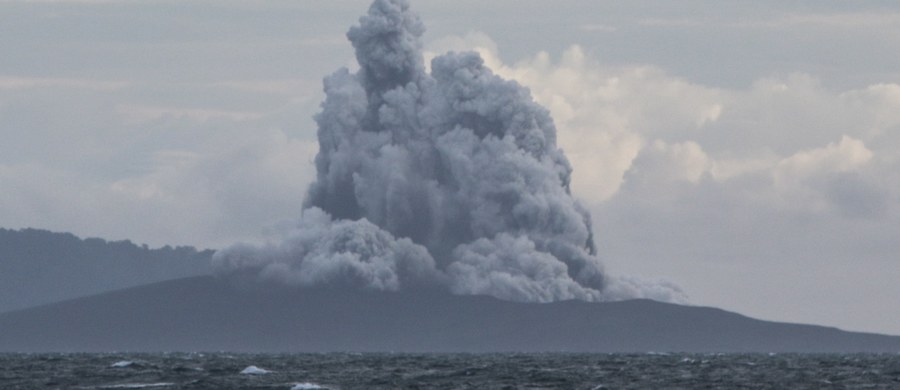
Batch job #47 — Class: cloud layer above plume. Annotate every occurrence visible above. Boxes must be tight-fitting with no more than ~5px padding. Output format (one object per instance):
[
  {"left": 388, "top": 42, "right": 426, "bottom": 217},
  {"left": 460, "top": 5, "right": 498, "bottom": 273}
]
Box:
[{"left": 213, "top": 0, "right": 683, "bottom": 303}]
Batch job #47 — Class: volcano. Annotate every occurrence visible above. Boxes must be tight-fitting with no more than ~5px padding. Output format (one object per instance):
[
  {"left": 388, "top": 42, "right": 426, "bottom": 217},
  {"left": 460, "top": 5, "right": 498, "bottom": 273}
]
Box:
[{"left": 1, "top": 276, "right": 897, "bottom": 353}]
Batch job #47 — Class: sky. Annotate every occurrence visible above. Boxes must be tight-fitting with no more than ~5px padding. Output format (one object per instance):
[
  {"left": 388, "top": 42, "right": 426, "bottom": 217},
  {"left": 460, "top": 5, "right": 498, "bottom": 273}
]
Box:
[{"left": 2, "top": 0, "right": 899, "bottom": 335}]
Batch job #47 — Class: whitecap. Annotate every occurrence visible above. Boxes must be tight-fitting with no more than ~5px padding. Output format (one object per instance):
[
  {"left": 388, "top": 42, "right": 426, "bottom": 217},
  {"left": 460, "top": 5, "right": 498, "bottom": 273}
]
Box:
[
  {"left": 291, "top": 383, "right": 328, "bottom": 390},
  {"left": 240, "top": 365, "right": 271, "bottom": 375},
  {"left": 99, "top": 383, "right": 174, "bottom": 389}
]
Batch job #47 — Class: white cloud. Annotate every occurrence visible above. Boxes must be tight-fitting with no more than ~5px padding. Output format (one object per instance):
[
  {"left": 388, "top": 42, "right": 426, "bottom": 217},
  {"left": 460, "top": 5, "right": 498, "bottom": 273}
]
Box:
[
  {"left": 630, "top": 140, "right": 711, "bottom": 185},
  {"left": 771, "top": 136, "right": 874, "bottom": 213},
  {"left": 776, "top": 136, "right": 872, "bottom": 179}
]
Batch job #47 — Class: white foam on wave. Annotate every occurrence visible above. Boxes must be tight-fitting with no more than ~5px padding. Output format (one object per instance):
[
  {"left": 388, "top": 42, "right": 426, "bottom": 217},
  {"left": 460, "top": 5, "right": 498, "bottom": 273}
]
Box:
[
  {"left": 98, "top": 383, "right": 174, "bottom": 389},
  {"left": 291, "top": 383, "right": 328, "bottom": 390},
  {"left": 110, "top": 361, "right": 134, "bottom": 368},
  {"left": 240, "top": 365, "right": 271, "bottom": 375}
]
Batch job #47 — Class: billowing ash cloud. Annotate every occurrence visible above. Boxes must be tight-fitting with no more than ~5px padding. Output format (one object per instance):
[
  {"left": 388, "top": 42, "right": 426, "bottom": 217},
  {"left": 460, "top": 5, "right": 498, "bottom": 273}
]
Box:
[{"left": 214, "top": 0, "right": 684, "bottom": 303}]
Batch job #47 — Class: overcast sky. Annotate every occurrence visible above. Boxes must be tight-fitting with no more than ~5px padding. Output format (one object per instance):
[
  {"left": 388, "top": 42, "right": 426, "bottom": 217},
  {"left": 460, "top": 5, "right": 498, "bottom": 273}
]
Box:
[{"left": 2, "top": 0, "right": 900, "bottom": 335}]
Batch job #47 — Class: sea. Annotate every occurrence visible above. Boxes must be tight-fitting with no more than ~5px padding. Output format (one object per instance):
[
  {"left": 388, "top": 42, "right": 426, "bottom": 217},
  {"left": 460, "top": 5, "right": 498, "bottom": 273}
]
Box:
[{"left": 1, "top": 352, "right": 898, "bottom": 389}]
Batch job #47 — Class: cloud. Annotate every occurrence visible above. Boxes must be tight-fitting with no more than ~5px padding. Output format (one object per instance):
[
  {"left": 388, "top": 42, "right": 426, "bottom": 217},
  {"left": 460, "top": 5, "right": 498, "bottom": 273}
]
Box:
[
  {"left": 428, "top": 36, "right": 724, "bottom": 202},
  {"left": 115, "top": 104, "right": 268, "bottom": 123},
  {"left": 0, "top": 77, "right": 130, "bottom": 91},
  {"left": 431, "top": 34, "right": 900, "bottom": 202},
  {"left": 423, "top": 32, "right": 900, "bottom": 333},
  {"left": 578, "top": 23, "right": 617, "bottom": 33},
  {"left": 0, "top": 71, "right": 320, "bottom": 248},
  {"left": 0, "top": 127, "right": 317, "bottom": 249},
  {"left": 755, "top": 12, "right": 900, "bottom": 29},
  {"left": 637, "top": 11, "right": 900, "bottom": 30}
]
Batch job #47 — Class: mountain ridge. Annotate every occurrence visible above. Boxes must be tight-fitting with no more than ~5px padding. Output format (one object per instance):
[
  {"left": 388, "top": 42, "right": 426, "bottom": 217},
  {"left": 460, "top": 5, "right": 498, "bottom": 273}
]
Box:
[
  {"left": 0, "top": 227, "right": 213, "bottom": 313},
  {"left": 1, "top": 275, "right": 897, "bottom": 353}
]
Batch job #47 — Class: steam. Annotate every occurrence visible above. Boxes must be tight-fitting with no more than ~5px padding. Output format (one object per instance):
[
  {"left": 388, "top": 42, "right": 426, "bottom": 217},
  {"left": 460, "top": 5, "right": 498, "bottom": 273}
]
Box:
[{"left": 213, "top": 0, "right": 684, "bottom": 303}]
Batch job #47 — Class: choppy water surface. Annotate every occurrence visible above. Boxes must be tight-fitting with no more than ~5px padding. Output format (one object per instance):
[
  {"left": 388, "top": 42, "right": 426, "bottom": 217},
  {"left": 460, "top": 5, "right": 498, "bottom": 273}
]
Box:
[{"left": 2, "top": 353, "right": 899, "bottom": 389}]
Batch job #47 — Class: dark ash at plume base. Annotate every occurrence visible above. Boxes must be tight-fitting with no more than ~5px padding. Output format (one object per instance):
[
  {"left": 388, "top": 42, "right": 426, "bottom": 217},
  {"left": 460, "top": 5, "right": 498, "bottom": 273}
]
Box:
[{"left": 214, "top": 0, "right": 683, "bottom": 303}]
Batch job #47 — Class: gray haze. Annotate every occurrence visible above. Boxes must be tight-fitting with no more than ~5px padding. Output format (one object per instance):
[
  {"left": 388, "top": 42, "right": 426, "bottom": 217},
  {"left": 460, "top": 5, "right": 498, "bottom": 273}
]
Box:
[{"left": 214, "top": 0, "right": 681, "bottom": 303}]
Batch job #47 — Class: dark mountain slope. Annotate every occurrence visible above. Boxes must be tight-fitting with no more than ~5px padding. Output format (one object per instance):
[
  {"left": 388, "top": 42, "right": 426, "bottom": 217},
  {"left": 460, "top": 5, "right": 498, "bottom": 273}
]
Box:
[
  {"left": 0, "top": 228, "right": 213, "bottom": 313},
  {"left": 1, "top": 276, "right": 897, "bottom": 353}
]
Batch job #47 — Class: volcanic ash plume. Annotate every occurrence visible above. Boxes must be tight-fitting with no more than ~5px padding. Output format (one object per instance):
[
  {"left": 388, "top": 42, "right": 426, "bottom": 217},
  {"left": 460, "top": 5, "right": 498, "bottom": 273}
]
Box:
[{"left": 214, "top": 0, "right": 684, "bottom": 303}]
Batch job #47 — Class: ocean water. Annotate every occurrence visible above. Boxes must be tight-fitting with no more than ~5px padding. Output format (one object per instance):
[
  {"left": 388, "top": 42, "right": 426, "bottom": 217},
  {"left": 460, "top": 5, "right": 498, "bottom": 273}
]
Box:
[{"left": 2, "top": 353, "right": 899, "bottom": 389}]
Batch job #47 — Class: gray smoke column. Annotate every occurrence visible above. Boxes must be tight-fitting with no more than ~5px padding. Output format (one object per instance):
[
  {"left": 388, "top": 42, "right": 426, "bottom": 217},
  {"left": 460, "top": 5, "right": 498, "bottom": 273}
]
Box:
[{"left": 214, "top": 0, "right": 684, "bottom": 303}]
